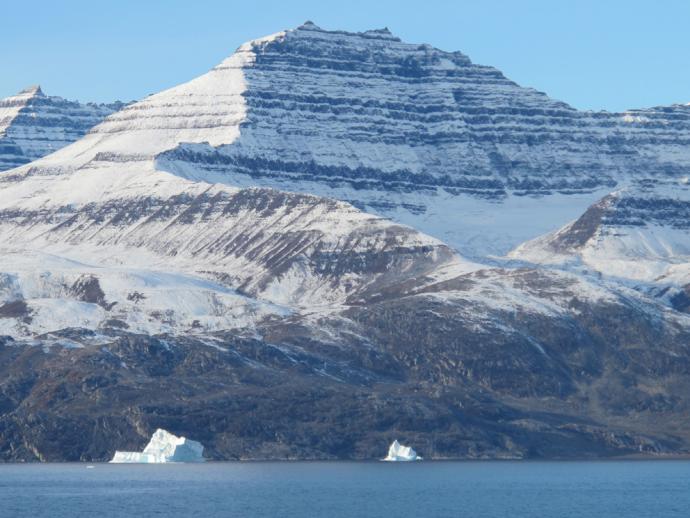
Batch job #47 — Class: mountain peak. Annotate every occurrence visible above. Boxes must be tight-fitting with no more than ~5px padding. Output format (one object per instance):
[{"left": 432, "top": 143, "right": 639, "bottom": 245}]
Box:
[
  {"left": 294, "top": 21, "right": 400, "bottom": 41},
  {"left": 18, "top": 85, "right": 44, "bottom": 97},
  {"left": 0, "top": 84, "right": 120, "bottom": 172},
  {"left": 297, "top": 20, "right": 322, "bottom": 31}
]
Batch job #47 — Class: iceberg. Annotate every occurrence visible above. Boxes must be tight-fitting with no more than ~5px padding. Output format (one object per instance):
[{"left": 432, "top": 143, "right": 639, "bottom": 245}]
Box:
[
  {"left": 382, "top": 440, "right": 422, "bottom": 461},
  {"left": 110, "top": 428, "right": 205, "bottom": 463}
]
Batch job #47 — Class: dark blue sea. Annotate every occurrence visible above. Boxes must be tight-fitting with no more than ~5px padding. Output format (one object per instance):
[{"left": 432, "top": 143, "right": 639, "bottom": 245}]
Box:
[{"left": 1, "top": 460, "right": 689, "bottom": 517}]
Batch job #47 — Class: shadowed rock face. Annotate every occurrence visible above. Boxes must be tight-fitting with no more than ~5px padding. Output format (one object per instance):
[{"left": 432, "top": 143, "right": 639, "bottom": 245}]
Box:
[
  {"left": 671, "top": 286, "right": 690, "bottom": 313},
  {"left": 604, "top": 194, "right": 690, "bottom": 230},
  {"left": 548, "top": 196, "right": 616, "bottom": 253},
  {"left": 0, "top": 300, "right": 29, "bottom": 319},
  {"left": 70, "top": 276, "right": 116, "bottom": 310}
]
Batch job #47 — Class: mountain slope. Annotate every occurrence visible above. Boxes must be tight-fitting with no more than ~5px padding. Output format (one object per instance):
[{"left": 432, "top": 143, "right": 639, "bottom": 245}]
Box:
[
  {"left": 2, "top": 265, "right": 690, "bottom": 461},
  {"left": 0, "top": 184, "right": 463, "bottom": 336}
]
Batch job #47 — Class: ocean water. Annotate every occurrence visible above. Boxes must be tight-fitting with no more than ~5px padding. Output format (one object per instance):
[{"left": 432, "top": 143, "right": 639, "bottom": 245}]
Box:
[{"left": 1, "top": 460, "right": 689, "bottom": 517}]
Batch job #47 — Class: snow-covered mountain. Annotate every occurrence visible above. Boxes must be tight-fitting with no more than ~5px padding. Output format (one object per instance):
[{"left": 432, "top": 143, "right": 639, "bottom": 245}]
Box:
[
  {"left": 511, "top": 178, "right": 690, "bottom": 310},
  {"left": 1, "top": 22, "right": 690, "bottom": 461},
  {"left": 0, "top": 25, "right": 479, "bottom": 337},
  {"left": 0, "top": 85, "right": 124, "bottom": 172},
  {"left": 155, "top": 21, "right": 690, "bottom": 257},
  {"left": 7, "top": 24, "right": 690, "bottom": 258}
]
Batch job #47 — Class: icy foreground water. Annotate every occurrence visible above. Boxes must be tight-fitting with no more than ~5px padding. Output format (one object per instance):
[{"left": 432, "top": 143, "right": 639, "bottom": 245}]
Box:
[{"left": 2, "top": 461, "right": 690, "bottom": 517}]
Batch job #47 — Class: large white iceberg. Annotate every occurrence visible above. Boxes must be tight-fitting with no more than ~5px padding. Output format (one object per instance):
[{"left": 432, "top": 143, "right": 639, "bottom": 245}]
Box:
[
  {"left": 110, "top": 428, "right": 205, "bottom": 463},
  {"left": 382, "top": 440, "right": 422, "bottom": 461}
]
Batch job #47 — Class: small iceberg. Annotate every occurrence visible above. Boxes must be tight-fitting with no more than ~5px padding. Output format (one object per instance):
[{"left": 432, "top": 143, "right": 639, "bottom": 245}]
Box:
[
  {"left": 110, "top": 428, "right": 205, "bottom": 463},
  {"left": 382, "top": 440, "right": 422, "bottom": 461}
]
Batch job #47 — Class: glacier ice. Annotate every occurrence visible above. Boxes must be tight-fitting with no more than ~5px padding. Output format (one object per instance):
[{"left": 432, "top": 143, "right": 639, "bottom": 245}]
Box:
[
  {"left": 383, "top": 440, "right": 422, "bottom": 461},
  {"left": 110, "top": 428, "right": 205, "bottom": 463}
]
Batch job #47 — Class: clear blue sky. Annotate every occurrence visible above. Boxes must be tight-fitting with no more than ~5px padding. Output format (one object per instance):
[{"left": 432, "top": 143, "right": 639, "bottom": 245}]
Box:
[{"left": 2, "top": 0, "right": 689, "bottom": 111}]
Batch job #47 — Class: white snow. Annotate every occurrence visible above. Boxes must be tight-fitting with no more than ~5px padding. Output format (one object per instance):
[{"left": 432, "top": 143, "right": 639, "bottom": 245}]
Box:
[
  {"left": 382, "top": 440, "right": 422, "bottom": 461},
  {"left": 110, "top": 429, "right": 205, "bottom": 463},
  {"left": 5, "top": 24, "right": 685, "bottom": 261},
  {"left": 621, "top": 113, "right": 651, "bottom": 124},
  {"left": 0, "top": 248, "right": 288, "bottom": 338}
]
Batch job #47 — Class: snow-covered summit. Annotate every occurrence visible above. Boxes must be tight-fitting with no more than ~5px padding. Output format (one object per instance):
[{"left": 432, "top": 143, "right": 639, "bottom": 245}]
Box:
[
  {"left": 17, "top": 85, "right": 43, "bottom": 97},
  {"left": 5, "top": 24, "right": 690, "bottom": 257},
  {"left": 4, "top": 24, "right": 690, "bottom": 257},
  {"left": 296, "top": 20, "right": 400, "bottom": 41},
  {"left": 155, "top": 22, "right": 690, "bottom": 257},
  {"left": 297, "top": 20, "right": 321, "bottom": 30}
]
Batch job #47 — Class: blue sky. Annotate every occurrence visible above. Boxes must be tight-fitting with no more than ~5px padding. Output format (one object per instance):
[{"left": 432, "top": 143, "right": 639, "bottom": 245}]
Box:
[{"left": 2, "top": 0, "right": 688, "bottom": 111}]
